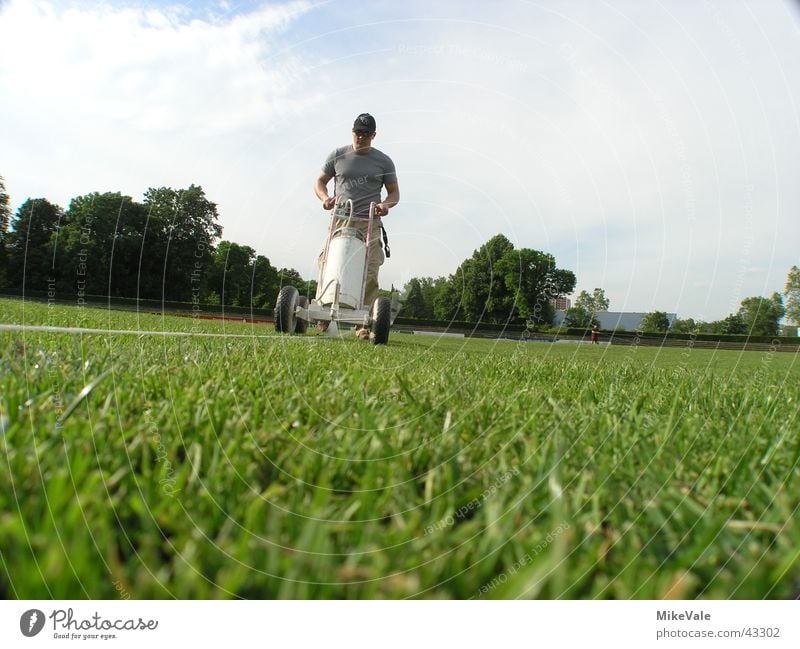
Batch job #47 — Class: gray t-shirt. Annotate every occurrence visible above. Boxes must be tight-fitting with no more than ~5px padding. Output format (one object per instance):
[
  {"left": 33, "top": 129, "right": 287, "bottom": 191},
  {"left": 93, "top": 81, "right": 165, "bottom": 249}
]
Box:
[{"left": 323, "top": 145, "right": 397, "bottom": 218}]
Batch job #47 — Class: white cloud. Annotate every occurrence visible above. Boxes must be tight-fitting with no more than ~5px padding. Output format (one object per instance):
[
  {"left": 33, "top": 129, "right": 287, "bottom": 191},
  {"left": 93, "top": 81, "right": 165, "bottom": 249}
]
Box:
[{"left": 0, "top": 0, "right": 319, "bottom": 201}]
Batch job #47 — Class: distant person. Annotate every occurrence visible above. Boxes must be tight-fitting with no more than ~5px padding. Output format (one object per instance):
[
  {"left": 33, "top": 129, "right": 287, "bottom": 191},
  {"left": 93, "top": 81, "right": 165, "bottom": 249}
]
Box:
[
  {"left": 591, "top": 323, "right": 599, "bottom": 344},
  {"left": 314, "top": 113, "right": 400, "bottom": 308}
]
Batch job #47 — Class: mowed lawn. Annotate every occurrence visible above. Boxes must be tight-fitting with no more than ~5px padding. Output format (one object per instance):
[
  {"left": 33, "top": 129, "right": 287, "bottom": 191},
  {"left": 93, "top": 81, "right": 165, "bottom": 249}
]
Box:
[{"left": 1, "top": 297, "right": 799, "bottom": 599}]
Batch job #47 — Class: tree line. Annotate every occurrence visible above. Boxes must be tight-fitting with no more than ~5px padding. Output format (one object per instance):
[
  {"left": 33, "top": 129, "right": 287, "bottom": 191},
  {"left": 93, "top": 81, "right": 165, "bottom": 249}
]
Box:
[
  {"left": 398, "top": 234, "right": 576, "bottom": 326},
  {"left": 562, "top": 287, "right": 795, "bottom": 338},
  {"left": 557, "top": 285, "right": 794, "bottom": 338},
  {"left": 400, "top": 252, "right": 799, "bottom": 336},
  {"left": 0, "top": 177, "right": 577, "bottom": 321},
  {"left": 1, "top": 174, "right": 797, "bottom": 334},
  {"left": 659, "top": 291, "right": 790, "bottom": 338},
  {"left": 0, "top": 177, "right": 315, "bottom": 308}
]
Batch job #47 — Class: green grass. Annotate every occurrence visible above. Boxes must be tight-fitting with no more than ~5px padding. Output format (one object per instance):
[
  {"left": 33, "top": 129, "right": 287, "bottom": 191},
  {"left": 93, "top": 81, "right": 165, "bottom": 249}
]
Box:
[{"left": 1, "top": 297, "right": 799, "bottom": 598}]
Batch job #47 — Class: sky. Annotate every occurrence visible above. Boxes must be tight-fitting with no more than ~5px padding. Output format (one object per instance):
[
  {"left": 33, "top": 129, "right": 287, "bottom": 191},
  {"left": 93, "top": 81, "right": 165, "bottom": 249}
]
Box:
[{"left": 1, "top": 0, "right": 799, "bottom": 321}]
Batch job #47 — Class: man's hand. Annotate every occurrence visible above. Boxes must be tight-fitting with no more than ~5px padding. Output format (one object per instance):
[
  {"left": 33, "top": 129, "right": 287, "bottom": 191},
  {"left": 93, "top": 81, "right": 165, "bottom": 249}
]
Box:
[
  {"left": 375, "top": 182, "right": 399, "bottom": 217},
  {"left": 322, "top": 196, "right": 336, "bottom": 210}
]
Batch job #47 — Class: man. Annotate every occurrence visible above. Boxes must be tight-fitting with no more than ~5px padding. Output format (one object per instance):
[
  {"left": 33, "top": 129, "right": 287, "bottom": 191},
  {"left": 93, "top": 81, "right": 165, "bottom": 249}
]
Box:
[{"left": 314, "top": 113, "right": 400, "bottom": 308}]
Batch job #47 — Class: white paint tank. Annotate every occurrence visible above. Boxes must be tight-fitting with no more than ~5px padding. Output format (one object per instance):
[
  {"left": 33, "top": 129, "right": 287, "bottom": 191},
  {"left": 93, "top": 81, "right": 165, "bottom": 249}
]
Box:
[{"left": 318, "top": 227, "right": 367, "bottom": 308}]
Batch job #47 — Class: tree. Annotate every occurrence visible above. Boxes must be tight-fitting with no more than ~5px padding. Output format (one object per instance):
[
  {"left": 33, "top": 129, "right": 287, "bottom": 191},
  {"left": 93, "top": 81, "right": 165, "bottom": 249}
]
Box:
[
  {"left": 721, "top": 313, "right": 747, "bottom": 334},
  {"left": 278, "top": 267, "right": 304, "bottom": 286},
  {"left": 433, "top": 276, "right": 462, "bottom": 321},
  {"left": 401, "top": 278, "right": 428, "bottom": 318},
  {"left": 456, "top": 234, "right": 516, "bottom": 323},
  {"left": 671, "top": 317, "right": 697, "bottom": 333},
  {"left": 414, "top": 276, "right": 448, "bottom": 320},
  {"left": 562, "top": 289, "right": 607, "bottom": 330},
  {"left": 143, "top": 185, "right": 222, "bottom": 301},
  {"left": 56, "top": 192, "right": 148, "bottom": 297},
  {"left": 499, "top": 248, "right": 575, "bottom": 325},
  {"left": 395, "top": 236, "right": 575, "bottom": 325},
  {"left": 785, "top": 265, "right": 800, "bottom": 325},
  {"left": 574, "top": 288, "right": 610, "bottom": 318},
  {"left": 563, "top": 305, "right": 598, "bottom": 329},
  {"left": 0, "top": 175, "right": 10, "bottom": 233},
  {"left": 438, "top": 235, "right": 575, "bottom": 325},
  {"left": 0, "top": 176, "right": 9, "bottom": 286},
  {"left": 702, "top": 313, "right": 747, "bottom": 335},
  {"left": 551, "top": 269, "right": 578, "bottom": 299},
  {"left": 737, "top": 293, "right": 785, "bottom": 337},
  {"left": 207, "top": 241, "right": 256, "bottom": 307},
  {"left": 4, "top": 198, "right": 64, "bottom": 292},
  {"left": 251, "top": 255, "right": 281, "bottom": 308},
  {"left": 277, "top": 267, "right": 316, "bottom": 300},
  {"left": 640, "top": 310, "right": 670, "bottom": 333},
  {"left": 207, "top": 244, "right": 289, "bottom": 308}
]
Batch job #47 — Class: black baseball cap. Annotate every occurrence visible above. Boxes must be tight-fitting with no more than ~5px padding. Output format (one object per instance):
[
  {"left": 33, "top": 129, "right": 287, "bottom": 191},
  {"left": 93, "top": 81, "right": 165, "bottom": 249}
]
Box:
[{"left": 353, "top": 113, "right": 376, "bottom": 133}]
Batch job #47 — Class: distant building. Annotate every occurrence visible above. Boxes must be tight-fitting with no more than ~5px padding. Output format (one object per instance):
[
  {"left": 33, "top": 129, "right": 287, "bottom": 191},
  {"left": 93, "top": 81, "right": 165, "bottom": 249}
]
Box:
[
  {"left": 554, "top": 311, "right": 678, "bottom": 331},
  {"left": 550, "top": 297, "right": 571, "bottom": 311}
]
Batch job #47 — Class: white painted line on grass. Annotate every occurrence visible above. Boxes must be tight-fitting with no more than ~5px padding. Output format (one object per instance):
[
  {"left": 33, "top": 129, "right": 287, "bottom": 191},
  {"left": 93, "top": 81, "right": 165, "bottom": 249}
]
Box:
[{"left": 0, "top": 323, "right": 319, "bottom": 340}]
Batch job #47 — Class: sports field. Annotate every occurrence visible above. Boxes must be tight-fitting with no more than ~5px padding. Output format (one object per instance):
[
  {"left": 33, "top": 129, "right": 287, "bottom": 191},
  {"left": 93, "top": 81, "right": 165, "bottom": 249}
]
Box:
[{"left": 1, "top": 297, "right": 798, "bottom": 599}]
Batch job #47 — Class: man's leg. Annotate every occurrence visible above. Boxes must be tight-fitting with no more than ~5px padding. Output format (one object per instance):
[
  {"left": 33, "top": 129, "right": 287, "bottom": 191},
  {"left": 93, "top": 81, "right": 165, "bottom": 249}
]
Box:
[{"left": 364, "top": 235, "right": 384, "bottom": 306}]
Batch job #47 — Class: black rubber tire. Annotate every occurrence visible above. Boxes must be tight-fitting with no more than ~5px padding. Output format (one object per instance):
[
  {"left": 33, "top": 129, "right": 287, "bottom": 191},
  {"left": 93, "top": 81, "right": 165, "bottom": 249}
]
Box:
[
  {"left": 295, "top": 296, "right": 309, "bottom": 334},
  {"left": 275, "top": 285, "right": 299, "bottom": 333},
  {"left": 370, "top": 297, "right": 392, "bottom": 345}
]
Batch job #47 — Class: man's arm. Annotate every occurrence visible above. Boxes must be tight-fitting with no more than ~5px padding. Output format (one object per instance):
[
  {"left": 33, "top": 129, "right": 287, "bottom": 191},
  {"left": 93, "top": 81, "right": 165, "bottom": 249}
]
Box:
[
  {"left": 315, "top": 171, "right": 336, "bottom": 209},
  {"left": 375, "top": 181, "right": 400, "bottom": 216}
]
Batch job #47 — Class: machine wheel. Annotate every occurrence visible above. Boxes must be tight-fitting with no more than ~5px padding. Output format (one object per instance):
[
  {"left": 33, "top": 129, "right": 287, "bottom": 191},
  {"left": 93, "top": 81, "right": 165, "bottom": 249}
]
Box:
[
  {"left": 275, "top": 286, "right": 299, "bottom": 333},
  {"left": 295, "top": 296, "right": 309, "bottom": 334},
  {"left": 370, "top": 297, "right": 392, "bottom": 345}
]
